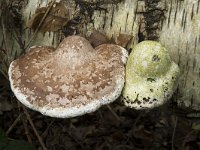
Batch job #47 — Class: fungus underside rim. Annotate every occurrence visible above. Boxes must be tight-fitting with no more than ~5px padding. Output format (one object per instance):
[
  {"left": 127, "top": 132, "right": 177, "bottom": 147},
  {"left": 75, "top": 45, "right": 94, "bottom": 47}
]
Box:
[{"left": 8, "top": 46, "right": 128, "bottom": 118}]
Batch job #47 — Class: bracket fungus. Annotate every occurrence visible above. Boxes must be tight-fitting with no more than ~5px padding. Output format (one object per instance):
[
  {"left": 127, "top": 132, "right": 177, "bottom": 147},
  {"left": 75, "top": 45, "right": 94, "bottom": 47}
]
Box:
[
  {"left": 8, "top": 36, "right": 128, "bottom": 118},
  {"left": 122, "top": 41, "right": 180, "bottom": 109}
]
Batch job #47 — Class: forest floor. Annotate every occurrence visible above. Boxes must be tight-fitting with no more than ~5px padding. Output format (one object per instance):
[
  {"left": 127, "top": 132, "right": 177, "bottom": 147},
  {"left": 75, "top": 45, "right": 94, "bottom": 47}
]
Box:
[{"left": 1, "top": 86, "right": 200, "bottom": 150}]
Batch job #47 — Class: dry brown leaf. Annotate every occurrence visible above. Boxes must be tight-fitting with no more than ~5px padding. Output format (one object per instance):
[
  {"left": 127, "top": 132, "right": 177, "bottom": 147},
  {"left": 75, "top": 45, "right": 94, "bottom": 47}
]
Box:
[
  {"left": 87, "top": 30, "right": 111, "bottom": 47},
  {"left": 115, "top": 33, "right": 133, "bottom": 48},
  {"left": 27, "top": 2, "right": 69, "bottom": 32}
]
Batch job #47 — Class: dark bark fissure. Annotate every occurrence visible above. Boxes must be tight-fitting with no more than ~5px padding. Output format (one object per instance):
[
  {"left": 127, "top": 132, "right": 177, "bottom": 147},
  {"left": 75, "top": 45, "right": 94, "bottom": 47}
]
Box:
[
  {"left": 63, "top": 0, "right": 123, "bottom": 37},
  {"left": 138, "top": 0, "right": 166, "bottom": 41}
]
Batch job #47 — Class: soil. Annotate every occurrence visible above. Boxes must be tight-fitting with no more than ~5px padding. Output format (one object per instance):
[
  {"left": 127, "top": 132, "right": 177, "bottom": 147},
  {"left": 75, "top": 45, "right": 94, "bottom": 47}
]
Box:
[{"left": 1, "top": 94, "right": 200, "bottom": 150}]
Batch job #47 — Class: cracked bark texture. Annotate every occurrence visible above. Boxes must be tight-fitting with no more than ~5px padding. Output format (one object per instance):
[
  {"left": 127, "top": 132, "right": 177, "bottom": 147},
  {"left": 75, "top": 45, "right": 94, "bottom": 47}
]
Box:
[
  {"left": 1, "top": 0, "right": 200, "bottom": 110},
  {"left": 21, "top": 0, "right": 145, "bottom": 47},
  {"left": 160, "top": 0, "right": 200, "bottom": 110}
]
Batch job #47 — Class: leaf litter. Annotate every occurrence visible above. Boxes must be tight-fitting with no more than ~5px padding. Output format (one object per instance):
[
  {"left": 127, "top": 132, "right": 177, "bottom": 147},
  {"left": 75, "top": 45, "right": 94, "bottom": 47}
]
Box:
[{"left": 27, "top": 2, "right": 70, "bottom": 32}]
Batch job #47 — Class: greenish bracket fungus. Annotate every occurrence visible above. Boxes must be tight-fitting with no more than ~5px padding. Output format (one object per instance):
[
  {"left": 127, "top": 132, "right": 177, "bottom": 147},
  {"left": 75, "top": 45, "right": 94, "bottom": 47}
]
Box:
[
  {"left": 8, "top": 36, "right": 128, "bottom": 118},
  {"left": 122, "top": 41, "right": 180, "bottom": 109}
]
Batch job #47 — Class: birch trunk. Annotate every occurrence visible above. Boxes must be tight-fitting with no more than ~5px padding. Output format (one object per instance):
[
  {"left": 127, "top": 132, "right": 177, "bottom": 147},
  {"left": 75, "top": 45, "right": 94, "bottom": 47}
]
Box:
[
  {"left": 21, "top": 0, "right": 144, "bottom": 47},
  {"left": 159, "top": 0, "right": 200, "bottom": 110},
  {"left": 1, "top": 0, "right": 200, "bottom": 110}
]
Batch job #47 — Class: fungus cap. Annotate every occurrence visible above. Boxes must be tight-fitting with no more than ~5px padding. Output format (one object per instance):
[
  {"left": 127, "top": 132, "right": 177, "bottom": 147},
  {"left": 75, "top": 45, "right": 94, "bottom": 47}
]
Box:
[
  {"left": 9, "top": 36, "right": 128, "bottom": 118},
  {"left": 122, "top": 41, "right": 180, "bottom": 109},
  {"left": 131, "top": 41, "right": 172, "bottom": 77}
]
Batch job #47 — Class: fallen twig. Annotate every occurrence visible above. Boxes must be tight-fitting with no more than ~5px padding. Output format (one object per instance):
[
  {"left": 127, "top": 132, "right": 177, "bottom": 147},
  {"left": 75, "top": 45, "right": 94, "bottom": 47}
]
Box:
[
  {"left": 181, "top": 130, "right": 196, "bottom": 149},
  {"left": 25, "top": 0, "right": 56, "bottom": 50},
  {"left": 22, "top": 106, "right": 47, "bottom": 150},
  {"left": 6, "top": 113, "right": 22, "bottom": 135},
  {"left": 41, "top": 119, "right": 55, "bottom": 139},
  {"left": 22, "top": 114, "right": 32, "bottom": 143},
  {"left": 107, "top": 105, "right": 121, "bottom": 122},
  {"left": 171, "top": 116, "right": 178, "bottom": 150},
  {"left": 66, "top": 122, "right": 86, "bottom": 149}
]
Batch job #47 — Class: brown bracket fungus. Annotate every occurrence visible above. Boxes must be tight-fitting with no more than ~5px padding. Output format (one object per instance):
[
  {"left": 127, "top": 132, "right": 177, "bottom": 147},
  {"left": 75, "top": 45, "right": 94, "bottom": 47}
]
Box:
[{"left": 8, "top": 36, "right": 128, "bottom": 118}]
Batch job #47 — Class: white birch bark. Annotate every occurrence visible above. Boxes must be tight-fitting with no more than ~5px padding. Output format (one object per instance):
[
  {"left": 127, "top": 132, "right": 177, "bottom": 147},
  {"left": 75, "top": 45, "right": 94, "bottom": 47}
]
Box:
[
  {"left": 22, "top": 0, "right": 64, "bottom": 47},
  {"left": 160, "top": 0, "right": 200, "bottom": 110},
  {"left": 22, "top": 0, "right": 143, "bottom": 47},
  {"left": 84, "top": 0, "right": 144, "bottom": 44}
]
